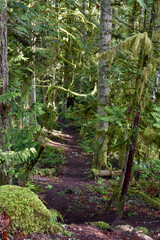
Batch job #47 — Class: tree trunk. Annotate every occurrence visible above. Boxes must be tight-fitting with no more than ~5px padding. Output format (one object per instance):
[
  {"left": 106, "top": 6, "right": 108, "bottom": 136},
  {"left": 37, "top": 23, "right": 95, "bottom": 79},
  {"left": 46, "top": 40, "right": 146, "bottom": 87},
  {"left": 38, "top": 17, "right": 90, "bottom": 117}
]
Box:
[
  {"left": 106, "top": 110, "right": 141, "bottom": 218},
  {"left": 92, "top": 0, "right": 112, "bottom": 170},
  {"left": 0, "top": 0, "right": 9, "bottom": 147},
  {"left": 0, "top": 0, "right": 11, "bottom": 185},
  {"left": 152, "top": 64, "right": 160, "bottom": 102},
  {"left": 118, "top": 111, "right": 140, "bottom": 211},
  {"left": 62, "top": 24, "right": 71, "bottom": 112},
  {"left": 31, "top": 33, "right": 37, "bottom": 123}
]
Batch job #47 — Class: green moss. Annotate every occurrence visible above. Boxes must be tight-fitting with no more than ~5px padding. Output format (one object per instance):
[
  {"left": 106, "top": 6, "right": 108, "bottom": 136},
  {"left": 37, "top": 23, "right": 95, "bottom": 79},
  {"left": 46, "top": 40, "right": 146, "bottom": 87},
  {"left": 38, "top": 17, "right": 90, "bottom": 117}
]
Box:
[
  {"left": 36, "top": 168, "right": 56, "bottom": 177},
  {"left": 133, "top": 226, "right": 149, "bottom": 235},
  {"left": 0, "top": 185, "right": 61, "bottom": 234},
  {"left": 128, "top": 190, "right": 160, "bottom": 210},
  {"left": 50, "top": 209, "right": 64, "bottom": 223},
  {"left": 91, "top": 221, "right": 110, "bottom": 231}
]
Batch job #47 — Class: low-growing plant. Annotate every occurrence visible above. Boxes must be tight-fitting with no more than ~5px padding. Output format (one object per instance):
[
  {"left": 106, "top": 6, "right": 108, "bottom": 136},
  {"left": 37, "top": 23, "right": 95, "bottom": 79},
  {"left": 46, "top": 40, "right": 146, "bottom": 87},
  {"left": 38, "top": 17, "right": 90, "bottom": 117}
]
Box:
[
  {"left": 79, "top": 119, "right": 97, "bottom": 154},
  {"left": 132, "top": 158, "right": 160, "bottom": 182},
  {"left": 38, "top": 145, "right": 65, "bottom": 168},
  {"left": 128, "top": 211, "right": 139, "bottom": 216},
  {"left": 46, "top": 184, "right": 53, "bottom": 189},
  {"left": 25, "top": 182, "right": 41, "bottom": 193},
  {"left": 87, "top": 184, "right": 110, "bottom": 195},
  {"left": 0, "top": 148, "right": 37, "bottom": 185}
]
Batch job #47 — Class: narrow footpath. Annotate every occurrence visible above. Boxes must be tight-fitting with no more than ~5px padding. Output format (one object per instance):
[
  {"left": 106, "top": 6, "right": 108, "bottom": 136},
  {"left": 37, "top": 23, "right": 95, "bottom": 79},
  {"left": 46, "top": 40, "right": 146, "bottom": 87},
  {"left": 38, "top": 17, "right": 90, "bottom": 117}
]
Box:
[{"left": 32, "top": 128, "right": 160, "bottom": 240}]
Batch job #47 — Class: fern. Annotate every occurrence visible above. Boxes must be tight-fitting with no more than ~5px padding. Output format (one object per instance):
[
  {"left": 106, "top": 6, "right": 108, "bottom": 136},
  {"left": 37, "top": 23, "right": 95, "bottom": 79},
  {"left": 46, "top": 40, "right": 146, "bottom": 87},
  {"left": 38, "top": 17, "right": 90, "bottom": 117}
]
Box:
[
  {"left": 151, "top": 106, "right": 160, "bottom": 129},
  {"left": 129, "top": 0, "right": 147, "bottom": 9},
  {"left": 0, "top": 148, "right": 37, "bottom": 178},
  {"left": 97, "top": 106, "right": 127, "bottom": 127}
]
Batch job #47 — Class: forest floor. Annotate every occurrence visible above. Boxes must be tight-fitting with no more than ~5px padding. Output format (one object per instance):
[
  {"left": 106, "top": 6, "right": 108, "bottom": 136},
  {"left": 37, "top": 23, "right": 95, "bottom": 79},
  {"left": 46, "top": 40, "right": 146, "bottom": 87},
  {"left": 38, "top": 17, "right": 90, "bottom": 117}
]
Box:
[{"left": 28, "top": 125, "right": 160, "bottom": 240}]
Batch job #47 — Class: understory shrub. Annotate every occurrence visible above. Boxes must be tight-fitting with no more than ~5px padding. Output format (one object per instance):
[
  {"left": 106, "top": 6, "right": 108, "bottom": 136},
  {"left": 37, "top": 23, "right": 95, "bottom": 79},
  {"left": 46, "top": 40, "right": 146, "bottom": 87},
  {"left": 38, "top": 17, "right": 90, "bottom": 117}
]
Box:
[{"left": 38, "top": 145, "right": 65, "bottom": 168}]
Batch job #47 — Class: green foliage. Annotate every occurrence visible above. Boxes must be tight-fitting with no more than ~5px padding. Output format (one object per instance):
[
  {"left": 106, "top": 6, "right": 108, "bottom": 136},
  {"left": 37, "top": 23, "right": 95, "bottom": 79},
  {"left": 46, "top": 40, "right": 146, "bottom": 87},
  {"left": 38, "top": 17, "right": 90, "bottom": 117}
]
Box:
[
  {"left": 128, "top": 190, "right": 160, "bottom": 210},
  {"left": 50, "top": 209, "right": 64, "bottom": 223},
  {"left": 38, "top": 104, "right": 58, "bottom": 130},
  {"left": 133, "top": 226, "right": 149, "bottom": 235},
  {"left": 98, "top": 106, "right": 127, "bottom": 127},
  {"left": 93, "top": 221, "right": 110, "bottom": 231},
  {"left": 38, "top": 145, "right": 65, "bottom": 168},
  {"left": 132, "top": 157, "right": 160, "bottom": 182},
  {"left": 0, "top": 148, "right": 37, "bottom": 179},
  {"left": 129, "top": 0, "right": 147, "bottom": 9},
  {"left": 0, "top": 185, "right": 62, "bottom": 234},
  {"left": 128, "top": 211, "right": 139, "bottom": 216},
  {"left": 0, "top": 0, "right": 160, "bottom": 219},
  {"left": 151, "top": 106, "right": 160, "bottom": 129},
  {"left": 79, "top": 119, "right": 97, "bottom": 154},
  {"left": 46, "top": 184, "right": 53, "bottom": 189},
  {"left": 87, "top": 184, "right": 110, "bottom": 196},
  {"left": 35, "top": 168, "right": 56, "bottom": 177},
  {"left": 25, "top": 181, "right": 41, "bottom": 193}
]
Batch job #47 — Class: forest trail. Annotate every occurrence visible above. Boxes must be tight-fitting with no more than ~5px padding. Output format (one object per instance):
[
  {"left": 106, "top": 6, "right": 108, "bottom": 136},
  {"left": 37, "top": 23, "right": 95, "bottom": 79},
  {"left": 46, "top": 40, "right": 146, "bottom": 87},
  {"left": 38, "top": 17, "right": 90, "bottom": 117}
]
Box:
[
  {"left": 33, "top": 127, "right": 160, "bottom": 240},
  {"left": 41, "top": 128, "right": 94, "bottom": 224}
]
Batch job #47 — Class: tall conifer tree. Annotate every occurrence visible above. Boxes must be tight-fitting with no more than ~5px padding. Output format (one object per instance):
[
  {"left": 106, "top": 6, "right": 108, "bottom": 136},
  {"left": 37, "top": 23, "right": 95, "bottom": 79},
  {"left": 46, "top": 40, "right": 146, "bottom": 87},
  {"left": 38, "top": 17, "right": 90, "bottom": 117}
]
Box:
[{"left": 93, "top": 0, "right": 112, "bottom": 170}]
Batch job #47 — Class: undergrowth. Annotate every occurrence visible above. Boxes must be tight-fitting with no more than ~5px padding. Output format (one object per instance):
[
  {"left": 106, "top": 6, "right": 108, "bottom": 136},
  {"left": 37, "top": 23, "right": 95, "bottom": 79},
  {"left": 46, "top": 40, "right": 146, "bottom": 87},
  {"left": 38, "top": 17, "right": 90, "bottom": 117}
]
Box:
[{"left": 38, "top": 145, "right": 65, "bottom": 168}]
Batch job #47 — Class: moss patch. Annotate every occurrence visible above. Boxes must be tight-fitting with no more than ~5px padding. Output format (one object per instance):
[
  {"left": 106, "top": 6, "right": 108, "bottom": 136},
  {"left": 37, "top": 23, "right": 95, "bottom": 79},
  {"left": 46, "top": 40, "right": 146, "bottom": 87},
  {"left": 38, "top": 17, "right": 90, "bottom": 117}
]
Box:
[
  {"left": 0, "top": 185, "right": 61, "bottom": 234},
  {"left": 90, "top": 221, "right": 110, "bottom": 231},
  {"left": 133, "top": 226, "right": 149, "bottom": 235}
]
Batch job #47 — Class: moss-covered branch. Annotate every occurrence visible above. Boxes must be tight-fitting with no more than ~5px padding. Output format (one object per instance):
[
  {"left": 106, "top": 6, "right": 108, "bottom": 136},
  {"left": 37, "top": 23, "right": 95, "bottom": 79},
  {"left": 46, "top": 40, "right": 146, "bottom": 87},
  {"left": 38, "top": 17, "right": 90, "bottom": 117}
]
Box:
[
  {"left": 44, "top": 84, "right": 97, "bottom": 98},
  {"left": 128, "top": 190, "right": 160, "bottom": 210}
]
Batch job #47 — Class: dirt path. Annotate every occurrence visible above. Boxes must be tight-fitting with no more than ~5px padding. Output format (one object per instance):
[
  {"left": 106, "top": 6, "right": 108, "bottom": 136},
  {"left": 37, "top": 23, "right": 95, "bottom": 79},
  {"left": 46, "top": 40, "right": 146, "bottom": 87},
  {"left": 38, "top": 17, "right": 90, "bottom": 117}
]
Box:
[
  {"left": 33, "top": 128, "right": 160, "bottom": 240},
  {"left": 42, "top": 130, "right": 93, "bottom": 223}
]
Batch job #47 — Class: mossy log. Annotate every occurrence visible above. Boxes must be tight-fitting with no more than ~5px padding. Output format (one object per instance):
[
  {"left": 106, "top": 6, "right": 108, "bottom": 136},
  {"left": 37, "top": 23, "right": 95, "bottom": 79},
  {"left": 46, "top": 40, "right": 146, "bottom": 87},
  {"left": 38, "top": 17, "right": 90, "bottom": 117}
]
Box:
[
  {"left": 128, "top": 190, "right": 160, "bottom": 210},
  {"left": 91, "top": 168, "right": 121, "bottom": 179}
]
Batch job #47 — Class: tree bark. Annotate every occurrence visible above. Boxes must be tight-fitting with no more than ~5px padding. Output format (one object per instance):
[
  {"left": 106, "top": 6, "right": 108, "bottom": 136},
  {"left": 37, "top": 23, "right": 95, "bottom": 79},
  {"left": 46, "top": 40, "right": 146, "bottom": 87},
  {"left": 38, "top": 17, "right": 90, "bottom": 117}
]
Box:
[
  {"left": 117, "top": 110, "right": 140, "bottom": 216},
  {"left": 0, "top": 0, "right": 9, "bottom": 147},
  {"left": 92, "top": 0, "right": 112, "bottom": 170},
  {"left": 0, "top": 0, "right": 11, "bottom": 185},
  {"left": 62, "top": 4, "right": 72, "bottom": 113},
  {"left": 152, "top": 64, "right": 160, "bottom": 102}
]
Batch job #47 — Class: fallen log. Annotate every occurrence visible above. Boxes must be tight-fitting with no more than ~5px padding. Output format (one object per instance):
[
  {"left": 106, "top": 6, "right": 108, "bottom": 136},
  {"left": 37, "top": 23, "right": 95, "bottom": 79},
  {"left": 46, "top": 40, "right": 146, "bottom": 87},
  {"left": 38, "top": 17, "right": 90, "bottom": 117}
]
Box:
[{"left": 91, "top": 168, "right": 122, "bottom": 179}]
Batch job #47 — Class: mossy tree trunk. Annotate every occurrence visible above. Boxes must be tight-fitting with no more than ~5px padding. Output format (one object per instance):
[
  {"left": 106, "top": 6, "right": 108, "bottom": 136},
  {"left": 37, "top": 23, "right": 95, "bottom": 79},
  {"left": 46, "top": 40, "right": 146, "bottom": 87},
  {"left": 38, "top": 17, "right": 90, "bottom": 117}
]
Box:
[
  {"left": 62, "top": 42, "right": 71, "bottom": 113},
  {"left": 62, "top": 5, "right": 73, "bottom": 113},
  {"left": 92, "top": 0, "right": 112, "bottom": 170},
  {"left": 115, "top": 0, "right": 159, "bottom": 217},
  {"left": 117, "top": 110, "right": 140, "bottom": 216}
]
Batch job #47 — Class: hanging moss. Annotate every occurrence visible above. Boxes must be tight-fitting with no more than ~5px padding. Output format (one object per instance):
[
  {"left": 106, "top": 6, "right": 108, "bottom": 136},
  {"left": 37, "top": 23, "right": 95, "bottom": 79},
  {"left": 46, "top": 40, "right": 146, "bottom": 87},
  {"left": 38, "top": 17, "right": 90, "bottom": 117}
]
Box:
[
  {"left": 98, "top": 32, "right": 152, "bottom": 72},
  {"left": 98, "top": 49, "right": 116, "bottom": 68},
  {"left": 147, "top": 63, "right": 153, "bottom": 74},
  {"left": 131, "top": 34, "right": 144, "bottom": 57},
  {"left": 121, "top": 32, "right": 152, "bottom": 57},
  {"left": 144, "top": 32, "right": 152, "bottom": 56},
  {"left": 121, "top": 34, "right": 137, "bottom": 53}
]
